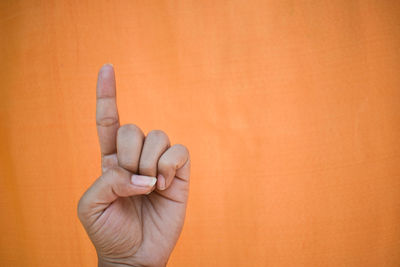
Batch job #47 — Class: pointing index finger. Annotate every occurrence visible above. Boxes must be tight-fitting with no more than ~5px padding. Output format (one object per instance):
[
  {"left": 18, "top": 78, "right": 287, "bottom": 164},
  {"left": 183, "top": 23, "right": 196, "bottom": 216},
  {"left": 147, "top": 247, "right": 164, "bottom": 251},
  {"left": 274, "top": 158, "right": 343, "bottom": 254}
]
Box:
[{"left": 96, "top": 64, "right": 120, "bottom": 155}]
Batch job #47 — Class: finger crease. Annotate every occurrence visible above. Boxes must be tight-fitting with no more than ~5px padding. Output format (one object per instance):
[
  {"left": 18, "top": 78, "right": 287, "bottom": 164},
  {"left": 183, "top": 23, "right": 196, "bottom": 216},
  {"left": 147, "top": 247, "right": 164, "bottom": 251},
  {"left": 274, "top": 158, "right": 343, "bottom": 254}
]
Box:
[
  {"left": 96, "top": 96, "right": 116, "bottom": 100},
  {"left": 96, "top": 118, "right": 119, "bottom": 127},
  {"left": 154, "top": 191, "right": 185, "bottom": 204}
]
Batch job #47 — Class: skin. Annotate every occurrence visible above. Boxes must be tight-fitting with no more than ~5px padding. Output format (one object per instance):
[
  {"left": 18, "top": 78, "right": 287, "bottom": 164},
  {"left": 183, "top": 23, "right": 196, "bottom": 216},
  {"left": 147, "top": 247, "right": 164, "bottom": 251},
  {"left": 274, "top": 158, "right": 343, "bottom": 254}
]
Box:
[{"left": 77, "top": 64, "right": 191, "bottom": 267}]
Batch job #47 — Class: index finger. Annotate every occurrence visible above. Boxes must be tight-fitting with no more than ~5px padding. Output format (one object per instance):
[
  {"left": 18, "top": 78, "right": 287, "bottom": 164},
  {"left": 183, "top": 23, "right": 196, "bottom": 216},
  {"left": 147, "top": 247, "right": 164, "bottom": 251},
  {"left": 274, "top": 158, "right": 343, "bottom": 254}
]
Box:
[{"left": 96, "top": 64, "right": 120, "bottom": 155}]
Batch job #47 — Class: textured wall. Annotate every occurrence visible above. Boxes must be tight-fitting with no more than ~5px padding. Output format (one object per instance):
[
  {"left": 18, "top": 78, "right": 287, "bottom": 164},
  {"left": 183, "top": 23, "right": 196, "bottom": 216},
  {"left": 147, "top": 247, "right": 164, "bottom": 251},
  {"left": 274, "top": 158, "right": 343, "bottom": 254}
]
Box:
[{"left": 1, "top": 1, "right": 399, "bottom": 266}]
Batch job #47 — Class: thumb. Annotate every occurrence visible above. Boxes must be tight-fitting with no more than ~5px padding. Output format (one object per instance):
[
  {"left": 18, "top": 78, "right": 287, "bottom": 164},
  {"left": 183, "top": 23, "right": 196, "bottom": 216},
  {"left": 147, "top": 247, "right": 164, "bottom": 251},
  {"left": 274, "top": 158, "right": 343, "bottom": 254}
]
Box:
[{"left": 77, "top": 166, "right": 156, "bottom": 224}]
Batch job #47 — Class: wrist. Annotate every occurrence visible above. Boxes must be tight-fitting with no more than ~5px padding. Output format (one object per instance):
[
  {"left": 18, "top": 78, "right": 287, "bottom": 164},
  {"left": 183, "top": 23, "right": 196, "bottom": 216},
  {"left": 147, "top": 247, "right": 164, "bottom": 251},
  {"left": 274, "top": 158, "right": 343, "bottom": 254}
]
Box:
[{"left": 98, "top": 258, "right": 143, "bottom": 267}]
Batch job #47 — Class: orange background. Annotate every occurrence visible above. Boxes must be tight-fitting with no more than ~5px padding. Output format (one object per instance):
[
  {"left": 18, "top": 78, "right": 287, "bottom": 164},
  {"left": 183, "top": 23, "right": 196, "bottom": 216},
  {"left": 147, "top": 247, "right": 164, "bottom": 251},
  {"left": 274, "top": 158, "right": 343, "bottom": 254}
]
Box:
[{"left": 1, "top": 1, "right": 400, "bottom": 266}]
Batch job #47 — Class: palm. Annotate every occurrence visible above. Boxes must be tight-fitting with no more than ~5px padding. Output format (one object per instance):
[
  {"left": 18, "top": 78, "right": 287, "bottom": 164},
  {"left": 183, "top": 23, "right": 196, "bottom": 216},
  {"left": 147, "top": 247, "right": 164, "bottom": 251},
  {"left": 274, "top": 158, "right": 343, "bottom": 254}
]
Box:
[
  {"left": 92, "top": 161, "right": 189, "bottom": 266},
  {"left": 78, "top": 64, "right": 190, "bottom": 267}
]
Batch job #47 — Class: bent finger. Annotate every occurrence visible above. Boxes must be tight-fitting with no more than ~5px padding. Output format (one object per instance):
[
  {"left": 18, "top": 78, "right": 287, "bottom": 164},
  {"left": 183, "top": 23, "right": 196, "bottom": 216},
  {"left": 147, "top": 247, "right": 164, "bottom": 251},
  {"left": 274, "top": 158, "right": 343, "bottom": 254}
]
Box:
[
  {"left": 117, "top": 124, "right": 145, "bottom": 173},
  {"left": 157, "top": 144, "right": 190, "bottom": 191},
  {"left": 139, "top": 130, "right": 170, "bottom": 177}
]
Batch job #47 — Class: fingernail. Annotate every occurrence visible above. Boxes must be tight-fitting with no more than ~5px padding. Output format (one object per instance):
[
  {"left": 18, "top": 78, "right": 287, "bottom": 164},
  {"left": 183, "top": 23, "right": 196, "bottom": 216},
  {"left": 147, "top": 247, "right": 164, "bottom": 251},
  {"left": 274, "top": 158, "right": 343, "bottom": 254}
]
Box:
[
  {"left": 157, "top": 174, "right": 166, "bottom": 190},
  {"left": 131, "top": 175, "right": 157, "bottom": 187},
  {"left": 103, "top": 63, "right": 113, "bottom": 67}
]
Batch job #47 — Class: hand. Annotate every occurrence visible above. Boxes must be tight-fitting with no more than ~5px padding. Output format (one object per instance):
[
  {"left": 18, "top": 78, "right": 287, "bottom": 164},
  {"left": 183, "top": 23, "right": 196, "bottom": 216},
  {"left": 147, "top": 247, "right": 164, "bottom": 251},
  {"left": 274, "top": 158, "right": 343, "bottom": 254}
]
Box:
[{"left": 77, "top": 64, "right": 191, "bottom": 267}]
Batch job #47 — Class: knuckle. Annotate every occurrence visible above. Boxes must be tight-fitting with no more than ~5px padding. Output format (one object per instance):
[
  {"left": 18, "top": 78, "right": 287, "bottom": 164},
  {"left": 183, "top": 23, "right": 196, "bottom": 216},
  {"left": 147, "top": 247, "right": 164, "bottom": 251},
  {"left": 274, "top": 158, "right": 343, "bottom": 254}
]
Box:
[
  {"left": 118, "top": 123, "right": 143, "bottom": 136},
  {"left": 174, "top": 143, "right": 189, "bottom": 155},
  {"left": 147, "top": 129, "right": 169, "bottom": 141}
]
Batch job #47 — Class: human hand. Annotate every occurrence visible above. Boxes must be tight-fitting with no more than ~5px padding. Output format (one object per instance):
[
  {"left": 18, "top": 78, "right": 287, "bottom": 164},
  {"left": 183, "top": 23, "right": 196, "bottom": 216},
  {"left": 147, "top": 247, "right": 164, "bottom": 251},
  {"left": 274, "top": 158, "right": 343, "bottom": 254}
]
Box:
[{"left": 77, "top": 64, "right": 191, "bottom": 267}]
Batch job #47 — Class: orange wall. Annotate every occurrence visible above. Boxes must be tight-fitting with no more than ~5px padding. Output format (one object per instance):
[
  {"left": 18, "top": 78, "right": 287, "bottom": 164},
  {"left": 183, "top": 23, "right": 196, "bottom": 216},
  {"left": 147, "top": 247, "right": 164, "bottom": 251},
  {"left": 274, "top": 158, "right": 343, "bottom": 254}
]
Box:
[{"left": 1, "top": 1, "right": 400, "bottom": 266}]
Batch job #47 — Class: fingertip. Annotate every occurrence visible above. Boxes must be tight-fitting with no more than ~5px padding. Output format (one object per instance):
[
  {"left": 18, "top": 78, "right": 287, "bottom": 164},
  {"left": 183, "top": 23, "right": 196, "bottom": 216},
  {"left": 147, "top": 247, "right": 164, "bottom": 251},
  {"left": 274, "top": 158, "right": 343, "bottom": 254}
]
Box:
[
  {"left": 96, "top": 63, "right": 117, "bottom": 98},
  {"left": 129, "top": 175, "right": 157, "bottom": 195},
  {"left": 157, "top": 174, "right": 166, "bottom": 190},
  {"left": 100, "top": 63, "right": 114, "bottom": 70},
  {"left": 131, "top": 174, "right": 157, "bottom": 187},
  {"left": 98, "top": 63, "right": 114, "bottom": 78}
]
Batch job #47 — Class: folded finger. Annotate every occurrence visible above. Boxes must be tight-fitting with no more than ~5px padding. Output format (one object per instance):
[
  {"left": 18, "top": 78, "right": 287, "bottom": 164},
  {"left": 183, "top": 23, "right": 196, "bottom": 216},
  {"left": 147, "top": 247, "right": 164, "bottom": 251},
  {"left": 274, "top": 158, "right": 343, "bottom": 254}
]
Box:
[
  {"left": 139, "top": 130, "right": 170, "bottom": 177},
  {"left": 117, "top": 124, "right": 145, "bottom": 173},
  {"left": 157, "top": 144, "right": 190, "bottom": 191}
]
